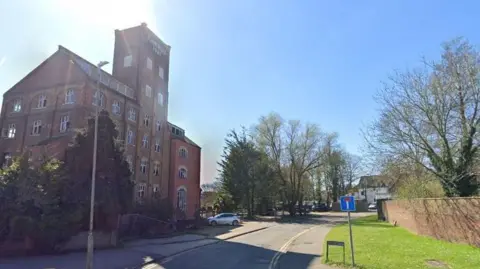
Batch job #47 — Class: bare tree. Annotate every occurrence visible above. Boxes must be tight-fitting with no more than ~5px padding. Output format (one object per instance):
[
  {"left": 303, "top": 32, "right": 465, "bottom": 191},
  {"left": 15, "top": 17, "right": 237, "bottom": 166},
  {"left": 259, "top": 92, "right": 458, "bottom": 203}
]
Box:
[
  {"left": 343, "top": 153, "right": 362, "bottom": 191},
  {"left": 254, "top": 113, "right": 325, "bottom": 215},
  {"left": 364, "top": 38, "right": 480, "bottom": 196}
]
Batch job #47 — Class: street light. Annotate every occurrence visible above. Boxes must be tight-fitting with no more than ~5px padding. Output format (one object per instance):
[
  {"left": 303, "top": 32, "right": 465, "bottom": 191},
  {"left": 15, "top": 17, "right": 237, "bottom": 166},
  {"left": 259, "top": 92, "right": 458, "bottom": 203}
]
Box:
[{"left": 86, "top": 60, "right": 109, "bottom": 269}]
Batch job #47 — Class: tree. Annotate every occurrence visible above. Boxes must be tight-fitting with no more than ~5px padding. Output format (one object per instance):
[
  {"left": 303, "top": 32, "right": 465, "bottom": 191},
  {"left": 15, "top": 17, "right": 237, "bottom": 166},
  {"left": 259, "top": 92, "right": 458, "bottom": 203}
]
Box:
[
  {"left": 217, "top": 128, "right": 276, "bottom": 218},
  {"left": 343, "top": 153, "right": 362, "bottom": 191},
  {"left": 254, "top": 113, "right": 325, "bottom": 216},
  {"left": 320, "top": 133, "right": 344, "bottom": 202},
  {"left": 0, "top": 155, "right": 81, "bottom": 251},
  {"left": 365, "top": 39, "right": 480, "bottom": 197},
  {"left": 63, "top": 110, "right": 133, "bottom": 230}
]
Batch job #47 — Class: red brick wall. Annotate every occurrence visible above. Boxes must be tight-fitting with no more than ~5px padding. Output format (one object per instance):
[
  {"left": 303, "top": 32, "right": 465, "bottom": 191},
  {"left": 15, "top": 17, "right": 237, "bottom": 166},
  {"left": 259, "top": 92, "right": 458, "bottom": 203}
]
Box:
[
  {"left": 169, "top": 138, "right": 201, "bottom": 220},
  {"left": 383, "top": 198, "right": 480, "bottom": 246}
]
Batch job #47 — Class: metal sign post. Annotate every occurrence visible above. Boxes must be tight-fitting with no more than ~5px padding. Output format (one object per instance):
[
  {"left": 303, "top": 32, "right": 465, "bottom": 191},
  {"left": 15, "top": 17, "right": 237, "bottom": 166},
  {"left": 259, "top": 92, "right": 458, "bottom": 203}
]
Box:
[{"left": 340, "top": 196, "right": 356, "bottom": 267}]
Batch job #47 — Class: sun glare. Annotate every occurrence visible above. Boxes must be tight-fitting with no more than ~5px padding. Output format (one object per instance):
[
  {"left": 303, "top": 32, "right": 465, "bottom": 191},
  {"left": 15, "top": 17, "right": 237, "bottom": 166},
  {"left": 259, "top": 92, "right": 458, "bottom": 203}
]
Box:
[{"left": 53, "top": 0, "right": 157, "bottom": 31}]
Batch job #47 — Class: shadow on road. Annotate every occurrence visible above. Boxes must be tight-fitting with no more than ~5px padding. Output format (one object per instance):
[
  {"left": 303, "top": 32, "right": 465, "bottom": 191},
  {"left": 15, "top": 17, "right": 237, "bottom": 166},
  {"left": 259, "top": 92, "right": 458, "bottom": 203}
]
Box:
[
  {"left": 160, "top": 239, "right": 320, "bottom": 269},
  {"left": 189, "top": 224, "right": 245, "bottom": 238}
]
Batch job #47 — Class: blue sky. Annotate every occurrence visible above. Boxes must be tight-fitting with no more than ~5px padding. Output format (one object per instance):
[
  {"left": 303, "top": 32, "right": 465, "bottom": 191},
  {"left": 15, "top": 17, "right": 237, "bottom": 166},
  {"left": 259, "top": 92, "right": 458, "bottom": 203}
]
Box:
[{"left": 0, "top": 0, "right": 479, "bottom": 183}]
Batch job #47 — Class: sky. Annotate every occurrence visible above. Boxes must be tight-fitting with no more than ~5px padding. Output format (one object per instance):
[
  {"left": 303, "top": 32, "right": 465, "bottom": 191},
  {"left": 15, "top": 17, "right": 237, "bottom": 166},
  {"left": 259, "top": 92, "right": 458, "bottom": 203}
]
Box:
[{"left": 1, "top": 0, "right": 479, "bottom": 183}]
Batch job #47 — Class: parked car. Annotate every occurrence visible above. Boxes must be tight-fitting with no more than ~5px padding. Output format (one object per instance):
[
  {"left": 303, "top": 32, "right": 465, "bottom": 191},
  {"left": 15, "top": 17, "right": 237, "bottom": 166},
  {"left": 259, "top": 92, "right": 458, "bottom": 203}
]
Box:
[
  {"left": 314, "top": 203, "right": 329, "bottom": 212},
  {"left": 368, "top": 203, "right": 377, "bottom": 210},
  {"left": 208, "top": 213, "right": 241, "bottom": 226},
  {"left": 261, "top": 208, "right": 276, "bottom": 216},
  {"left": 295, "top": 205, "right": 311, "bottom": 214}
]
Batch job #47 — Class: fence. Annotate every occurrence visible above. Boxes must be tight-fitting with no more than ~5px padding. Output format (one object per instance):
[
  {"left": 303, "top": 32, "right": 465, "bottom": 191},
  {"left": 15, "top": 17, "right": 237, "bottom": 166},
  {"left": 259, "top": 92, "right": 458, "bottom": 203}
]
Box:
[{"left": 381, "top": 197, "right": 480, "bottom": 247}]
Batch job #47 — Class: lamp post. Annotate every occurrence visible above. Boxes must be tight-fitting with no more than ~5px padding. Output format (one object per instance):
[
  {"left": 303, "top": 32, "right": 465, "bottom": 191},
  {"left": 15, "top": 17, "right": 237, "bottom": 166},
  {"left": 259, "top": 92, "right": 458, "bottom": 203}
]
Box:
[{"left": 86, "top": 60, "right": 109, "bottom": 269}]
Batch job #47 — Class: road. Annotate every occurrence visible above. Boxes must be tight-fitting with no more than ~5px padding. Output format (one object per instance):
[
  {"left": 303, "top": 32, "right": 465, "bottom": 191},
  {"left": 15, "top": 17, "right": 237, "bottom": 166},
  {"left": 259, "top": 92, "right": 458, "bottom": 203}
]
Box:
[{"left": 145, "top": 214, "right": 357, "bottom": 269}]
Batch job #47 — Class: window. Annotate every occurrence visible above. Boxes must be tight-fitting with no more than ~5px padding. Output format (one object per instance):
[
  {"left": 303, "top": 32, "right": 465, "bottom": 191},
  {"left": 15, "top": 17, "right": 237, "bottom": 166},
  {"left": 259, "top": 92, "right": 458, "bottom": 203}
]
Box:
[
  {"left": 145, "top": 85, "right": 152, "bottom": 97},
  {"left": 153, "top": 163, "right": 159, "bottom": 176},
  {"left": 171, "top": 127, "right": 182, "bottom": 136},
  {"left": 137, "top": 183, "right": 146, "bottom": 198},
  {"left": 65, "top": 89, "right": 75, "bottom": 104},
  {"left": 126, "top": 155, "right": 134, "bottom": 173},
  {"left": 31, "top": 120, "right": 42, "bottom": 135},
  {"left": 179, "top": 147, "right": 188, "bottom": 158},
  {"left": 153, "top": 184, "right": 159, "bottom": 193},
  {"left": 59, "top": 115, "right": 70, "bottom": 133},
  {"left": 156, "top": 120, "right": 161, "bottom": 131},
  {"left": 7, "top": 124, "right": 15, "bottom": 138},
  {"left": 142, "top": 134, "right": 149, "bottom": 148},
  {"left": 124, "top": 55, "right": 132, "bottom": 67},
  {"left": 127, "top": 129, "right": 135, "bottom": 145},
  {"left": 159, "top": 66, "right": 164, "bottom": 79},
  {"left": 178, "top": 167, "right": 187, "bottom": 179},
  {"left": 154, "top": 139, "right": 161, "bottom": 152},
  {"left": 140, "top": 159, "right": 148, "bottom": 174},
  {"left": 177, "top": 188, "right": 186, "bottom": 212},
  {"left": 13, "top": 99, "right": 21, "bottom": 112},
  {"left": 146, "top": 57, "right": 152, "bottom": 70},
  {"left": 112, "top": 101, "right": 121, "bottom": 115},
  {"left": 37, "top": 95, "right": 47, "bottom": 108},
  {"left": 2, "top": 153, "right": 12, "bottom": 168},
  {"left": 128, "top": 108, "right": 137, "bottom": 121},
  {"left": 92, "top": 91, "right": 104, "bottom": 107},
  {"left": 143, "top": 115, "right": 150, "bottom": 126},
  {"left": 157, "top": 92, "right": 164, "bottom": 106}
]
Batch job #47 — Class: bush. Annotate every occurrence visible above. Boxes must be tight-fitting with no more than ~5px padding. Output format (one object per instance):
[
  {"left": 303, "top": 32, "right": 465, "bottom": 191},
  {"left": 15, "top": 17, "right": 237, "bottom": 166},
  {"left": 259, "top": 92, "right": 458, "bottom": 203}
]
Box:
[
  {"left": 395, "top": 176, "right": 445, "bottom": 199},
  {"left": 133, "top": 197, "right": 173, "bottom": 221},
  {"left": 8, "top": 216, "right": 36, "bottom": 241}
]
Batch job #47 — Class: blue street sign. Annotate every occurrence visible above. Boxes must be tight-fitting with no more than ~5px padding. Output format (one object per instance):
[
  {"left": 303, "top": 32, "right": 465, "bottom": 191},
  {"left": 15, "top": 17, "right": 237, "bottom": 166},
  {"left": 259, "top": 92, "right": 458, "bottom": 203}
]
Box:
[{"left": 340, "top": 196, "right": 356, "bottom": 212}]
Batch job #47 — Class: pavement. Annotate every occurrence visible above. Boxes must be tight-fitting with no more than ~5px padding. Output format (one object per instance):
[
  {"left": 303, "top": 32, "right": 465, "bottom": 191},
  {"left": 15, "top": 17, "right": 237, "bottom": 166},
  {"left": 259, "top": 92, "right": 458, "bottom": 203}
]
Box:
[
  {"left": 0, "top": 212, "right": 373, "bottom": 269},
  {"left": 0, "top": 221, "right": 273, "bottom": 269}
]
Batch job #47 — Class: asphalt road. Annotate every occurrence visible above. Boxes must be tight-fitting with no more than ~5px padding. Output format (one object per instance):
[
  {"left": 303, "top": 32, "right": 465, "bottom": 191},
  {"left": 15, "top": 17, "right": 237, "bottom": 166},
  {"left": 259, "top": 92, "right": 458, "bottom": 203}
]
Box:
[{"left": 146, "top": 214, "right": 352, "bottom": 269}]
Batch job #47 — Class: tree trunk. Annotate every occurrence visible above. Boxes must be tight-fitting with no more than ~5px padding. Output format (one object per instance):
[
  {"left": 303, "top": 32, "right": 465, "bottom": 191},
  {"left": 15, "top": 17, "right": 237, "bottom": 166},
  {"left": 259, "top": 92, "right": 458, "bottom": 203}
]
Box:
[
  {"left": 250, "top": 187, "right": 255, "bottom": 217},
  {"left": 288, "top": 202, "right": 296, "bottom": 216}
]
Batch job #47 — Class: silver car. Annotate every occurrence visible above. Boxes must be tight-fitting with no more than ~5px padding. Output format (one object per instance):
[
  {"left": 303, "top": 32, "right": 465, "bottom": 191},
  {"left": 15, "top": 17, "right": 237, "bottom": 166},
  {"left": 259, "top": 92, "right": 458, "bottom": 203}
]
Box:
[{"left": 208, "top": 213, "right": 241, "bottom": 226}]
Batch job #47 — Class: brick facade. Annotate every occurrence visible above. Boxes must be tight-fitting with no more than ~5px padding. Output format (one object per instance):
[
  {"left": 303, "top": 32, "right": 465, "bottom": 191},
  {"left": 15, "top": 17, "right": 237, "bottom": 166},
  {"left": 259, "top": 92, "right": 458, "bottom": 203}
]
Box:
[
  {"left": 0, "top": 23, "right": 201, "bottom": 220},
  {"left": 382, "top": 198, "right": 480, "bottom": 246},
  {"left": 168, "top": 127, "right": 201, "bottom": 220}
]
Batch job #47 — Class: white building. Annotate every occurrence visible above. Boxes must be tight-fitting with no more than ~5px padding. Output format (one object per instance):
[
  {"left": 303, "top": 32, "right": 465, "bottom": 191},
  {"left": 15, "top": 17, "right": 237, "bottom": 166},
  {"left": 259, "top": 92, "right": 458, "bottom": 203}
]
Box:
[
  {"left": 352, "top": 187, "right": 391, "bottom": 204},
  {"left": 352, "top": 175, "right": 393, "bottom": 204}
]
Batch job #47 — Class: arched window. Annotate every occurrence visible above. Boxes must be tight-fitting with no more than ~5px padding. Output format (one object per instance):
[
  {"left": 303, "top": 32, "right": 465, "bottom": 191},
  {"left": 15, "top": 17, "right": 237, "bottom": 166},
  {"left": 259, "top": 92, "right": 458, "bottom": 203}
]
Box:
[
  {"left": 179, "top": 147, "right": 188, "bottom": 158},
  {"left": 93, "top": 91, "right": 104, "bottom": 107},
  {"left": 178, "top": 167, "right": 187, "bottom": 179},
  {"left": 177, "top": 187, "right": 187, "bottom": 212}
]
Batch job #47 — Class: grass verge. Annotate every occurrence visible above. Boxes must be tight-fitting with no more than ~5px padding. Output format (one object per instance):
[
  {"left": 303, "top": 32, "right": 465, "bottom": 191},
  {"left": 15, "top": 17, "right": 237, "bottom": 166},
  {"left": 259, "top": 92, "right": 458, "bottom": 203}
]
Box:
[{"left": 323, "top": 215, "right": 480, "bottom": 269}]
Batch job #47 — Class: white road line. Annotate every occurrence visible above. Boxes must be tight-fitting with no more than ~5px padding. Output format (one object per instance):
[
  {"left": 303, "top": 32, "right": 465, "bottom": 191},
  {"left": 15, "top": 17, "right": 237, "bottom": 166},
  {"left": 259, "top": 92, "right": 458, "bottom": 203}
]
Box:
[
  {"left": 161, "top": 226, "right": 274, "bottom": 265},
  {"left": 268, "top": 227, "right": 316, "bottom": 269},
  {"left": 142, "top": 263, "right": 161, "bottom": 269}
]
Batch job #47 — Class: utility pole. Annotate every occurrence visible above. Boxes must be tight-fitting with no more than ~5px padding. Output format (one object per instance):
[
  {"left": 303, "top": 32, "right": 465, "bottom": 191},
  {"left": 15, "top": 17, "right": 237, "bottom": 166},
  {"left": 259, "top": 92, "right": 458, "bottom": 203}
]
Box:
[{"left": 86, "top": 61, "right": 109, "bottom": 269}]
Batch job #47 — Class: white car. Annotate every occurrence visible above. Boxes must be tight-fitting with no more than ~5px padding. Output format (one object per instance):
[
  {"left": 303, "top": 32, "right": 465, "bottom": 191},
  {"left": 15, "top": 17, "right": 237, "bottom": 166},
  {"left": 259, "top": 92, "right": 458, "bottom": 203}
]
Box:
[
  {"left": 368, "top": 203, "right": 377, "bottom": 210},
  {"left": 208, "top": 213, "right": 241, "bottom": 226}
]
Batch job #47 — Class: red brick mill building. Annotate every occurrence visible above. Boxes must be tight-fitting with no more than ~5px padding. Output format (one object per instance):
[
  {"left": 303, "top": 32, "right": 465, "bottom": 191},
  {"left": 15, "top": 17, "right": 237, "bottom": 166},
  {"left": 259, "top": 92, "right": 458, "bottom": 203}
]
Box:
[{"left": 0, "top": 23, "right": 201, "bottom": 220}]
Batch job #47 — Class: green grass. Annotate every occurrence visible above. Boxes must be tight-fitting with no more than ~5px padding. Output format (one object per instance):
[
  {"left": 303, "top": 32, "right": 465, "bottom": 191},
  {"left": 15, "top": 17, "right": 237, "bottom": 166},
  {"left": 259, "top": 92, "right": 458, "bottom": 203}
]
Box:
[{"left": 323, "top": 215, "right": 480, "bottom": 269}]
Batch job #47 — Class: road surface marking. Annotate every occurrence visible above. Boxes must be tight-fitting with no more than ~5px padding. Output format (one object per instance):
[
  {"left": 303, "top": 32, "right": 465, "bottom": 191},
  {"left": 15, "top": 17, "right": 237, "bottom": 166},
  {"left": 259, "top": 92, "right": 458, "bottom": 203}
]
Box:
[
  {"left": 142, "top": 263, "right": 161, "bottom": 269},
  {"left": 268, "top": 226, "right": 316, "bottom": 269},
  {"left": 161, "top": 226, "right": 273, "bottom": 265}
]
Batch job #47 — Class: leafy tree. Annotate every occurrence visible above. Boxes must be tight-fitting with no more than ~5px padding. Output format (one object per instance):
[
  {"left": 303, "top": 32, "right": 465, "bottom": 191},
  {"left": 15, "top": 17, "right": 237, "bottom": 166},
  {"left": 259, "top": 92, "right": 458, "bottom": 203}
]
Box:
[
  {"left": 63, "top": 110, "right": 133, "bottom": 230},
  {"left": 364, "top": 39, "right": 480, "bottom": 196},
  {"left": 0, "top": 156, "right": 80, "bottom": 251},
  {"left": 218, "top": 128, "right": 276, "bottom": 218}
]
